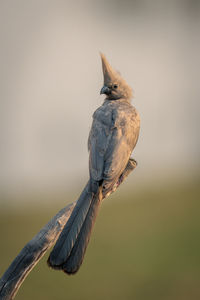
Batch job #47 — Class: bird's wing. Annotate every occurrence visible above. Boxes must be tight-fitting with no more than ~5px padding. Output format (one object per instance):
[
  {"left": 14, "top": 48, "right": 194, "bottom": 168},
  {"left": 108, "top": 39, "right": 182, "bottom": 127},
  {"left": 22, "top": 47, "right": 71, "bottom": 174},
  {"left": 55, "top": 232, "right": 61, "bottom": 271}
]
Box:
[
  {"left": 103, "top": 112, "right": 139, "bottom": 192},
  {"left": 88, "top": 116, "right": 111, "bottom": 181}
]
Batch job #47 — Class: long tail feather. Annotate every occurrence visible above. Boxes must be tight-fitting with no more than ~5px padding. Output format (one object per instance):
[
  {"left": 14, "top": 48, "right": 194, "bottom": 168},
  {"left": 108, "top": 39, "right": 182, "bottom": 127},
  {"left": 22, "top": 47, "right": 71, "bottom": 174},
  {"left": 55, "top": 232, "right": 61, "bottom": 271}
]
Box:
[
  {"left": 63, "top": 188, "right": 102, "bottom": 274},
  {"left": 48, "top": 183, "right": 102, "bottom": 273}
]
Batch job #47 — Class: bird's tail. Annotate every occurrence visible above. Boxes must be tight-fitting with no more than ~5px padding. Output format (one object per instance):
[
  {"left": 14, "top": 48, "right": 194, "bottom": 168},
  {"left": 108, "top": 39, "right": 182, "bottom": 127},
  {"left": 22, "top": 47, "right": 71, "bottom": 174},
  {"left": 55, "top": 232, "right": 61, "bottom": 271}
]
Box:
[{"left": 47, "top": 183, "right": 102, "bottom": 274}]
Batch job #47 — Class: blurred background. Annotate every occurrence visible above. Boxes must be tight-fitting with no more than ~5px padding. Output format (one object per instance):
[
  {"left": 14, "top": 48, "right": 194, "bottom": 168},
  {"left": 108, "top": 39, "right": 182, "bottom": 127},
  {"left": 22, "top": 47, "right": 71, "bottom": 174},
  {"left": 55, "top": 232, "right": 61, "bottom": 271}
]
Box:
[{"left": 0, "top": 0, "right": 200, "bottom": 299}]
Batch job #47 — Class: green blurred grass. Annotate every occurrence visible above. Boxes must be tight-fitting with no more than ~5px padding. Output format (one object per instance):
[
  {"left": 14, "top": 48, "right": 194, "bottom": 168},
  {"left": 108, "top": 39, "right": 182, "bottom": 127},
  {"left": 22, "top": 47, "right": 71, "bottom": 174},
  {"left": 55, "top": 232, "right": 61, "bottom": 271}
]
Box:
[{"left": 1, "top": 178, "right": 200, "bottom": 300}]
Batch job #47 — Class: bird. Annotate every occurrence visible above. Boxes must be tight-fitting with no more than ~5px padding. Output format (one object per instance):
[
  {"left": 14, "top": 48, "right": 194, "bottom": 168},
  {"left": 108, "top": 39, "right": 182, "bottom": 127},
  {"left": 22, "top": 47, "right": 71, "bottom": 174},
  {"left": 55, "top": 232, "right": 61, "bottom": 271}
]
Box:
[{"left": 47, "top": 53, "right": 140, "bottom": 274}]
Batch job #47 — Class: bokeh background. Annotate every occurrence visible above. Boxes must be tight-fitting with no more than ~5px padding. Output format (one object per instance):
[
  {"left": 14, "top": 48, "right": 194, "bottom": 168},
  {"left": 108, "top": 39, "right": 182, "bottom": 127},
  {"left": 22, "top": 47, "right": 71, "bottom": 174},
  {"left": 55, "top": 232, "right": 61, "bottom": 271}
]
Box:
[{"left": 0, "top": 1, "right": 200, "bottom": 299}]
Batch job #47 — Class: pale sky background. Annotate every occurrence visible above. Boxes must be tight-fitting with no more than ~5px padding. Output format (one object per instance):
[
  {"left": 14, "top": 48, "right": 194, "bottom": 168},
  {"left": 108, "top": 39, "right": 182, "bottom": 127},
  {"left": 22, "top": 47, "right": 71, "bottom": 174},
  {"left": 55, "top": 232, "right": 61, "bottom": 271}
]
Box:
[{"left": 0, "top": 0, "right": 200, "bottom": 200}]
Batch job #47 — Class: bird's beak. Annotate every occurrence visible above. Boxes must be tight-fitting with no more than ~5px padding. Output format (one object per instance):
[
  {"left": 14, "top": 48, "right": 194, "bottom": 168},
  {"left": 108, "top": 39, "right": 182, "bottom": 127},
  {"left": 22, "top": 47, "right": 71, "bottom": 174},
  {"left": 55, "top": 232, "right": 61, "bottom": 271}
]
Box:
[{"left": 100, "top": 85, "right": 111, "bottom": 95}]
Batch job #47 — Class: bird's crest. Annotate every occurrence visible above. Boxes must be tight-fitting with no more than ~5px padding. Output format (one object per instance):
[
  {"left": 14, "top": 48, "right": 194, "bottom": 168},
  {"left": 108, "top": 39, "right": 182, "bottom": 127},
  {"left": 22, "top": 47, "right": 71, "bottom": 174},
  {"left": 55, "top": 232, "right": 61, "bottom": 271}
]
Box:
[{"left": 100, "top": 53, "right": 133, "bottom": 101}]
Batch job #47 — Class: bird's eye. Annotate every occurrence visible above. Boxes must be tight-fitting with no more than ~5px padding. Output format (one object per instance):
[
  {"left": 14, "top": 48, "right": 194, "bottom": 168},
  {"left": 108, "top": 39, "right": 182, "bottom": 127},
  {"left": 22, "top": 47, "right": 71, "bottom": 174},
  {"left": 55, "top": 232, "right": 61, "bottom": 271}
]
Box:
[{"left": 113, "top": 84, "right": 118, "bottom": 89}]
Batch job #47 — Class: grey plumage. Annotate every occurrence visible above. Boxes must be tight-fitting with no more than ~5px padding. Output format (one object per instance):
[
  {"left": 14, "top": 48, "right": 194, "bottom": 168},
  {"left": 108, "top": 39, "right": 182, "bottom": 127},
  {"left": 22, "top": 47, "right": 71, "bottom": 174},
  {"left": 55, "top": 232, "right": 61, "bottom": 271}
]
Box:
[{"left": 48, "top": 53, "right": 140, "bottom": 274}]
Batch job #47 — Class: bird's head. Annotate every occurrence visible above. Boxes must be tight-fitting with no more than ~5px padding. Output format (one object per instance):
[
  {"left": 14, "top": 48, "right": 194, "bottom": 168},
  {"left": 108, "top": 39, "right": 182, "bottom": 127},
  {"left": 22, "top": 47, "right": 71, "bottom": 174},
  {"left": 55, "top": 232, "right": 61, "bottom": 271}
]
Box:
[{"left": 100, "top": 53, "right": 133, "bottom": 101}]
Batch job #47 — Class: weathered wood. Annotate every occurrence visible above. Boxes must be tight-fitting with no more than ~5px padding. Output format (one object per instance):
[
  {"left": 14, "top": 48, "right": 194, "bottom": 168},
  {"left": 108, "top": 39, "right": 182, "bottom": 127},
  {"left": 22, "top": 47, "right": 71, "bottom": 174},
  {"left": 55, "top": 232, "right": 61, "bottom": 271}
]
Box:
[
  {"left": 0, "top": 158, "right": 137, "bottom": 300},
  {"left": 0, "top": 202, "right": 76, "bottom": 300}
]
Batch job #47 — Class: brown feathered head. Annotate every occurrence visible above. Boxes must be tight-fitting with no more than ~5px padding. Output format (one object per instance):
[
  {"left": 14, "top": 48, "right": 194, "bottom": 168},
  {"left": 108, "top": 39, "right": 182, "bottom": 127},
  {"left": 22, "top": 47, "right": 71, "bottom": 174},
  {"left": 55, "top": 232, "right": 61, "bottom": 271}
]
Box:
[{"left": 100, "top": 53, "right": 133, "bottom": 101}]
